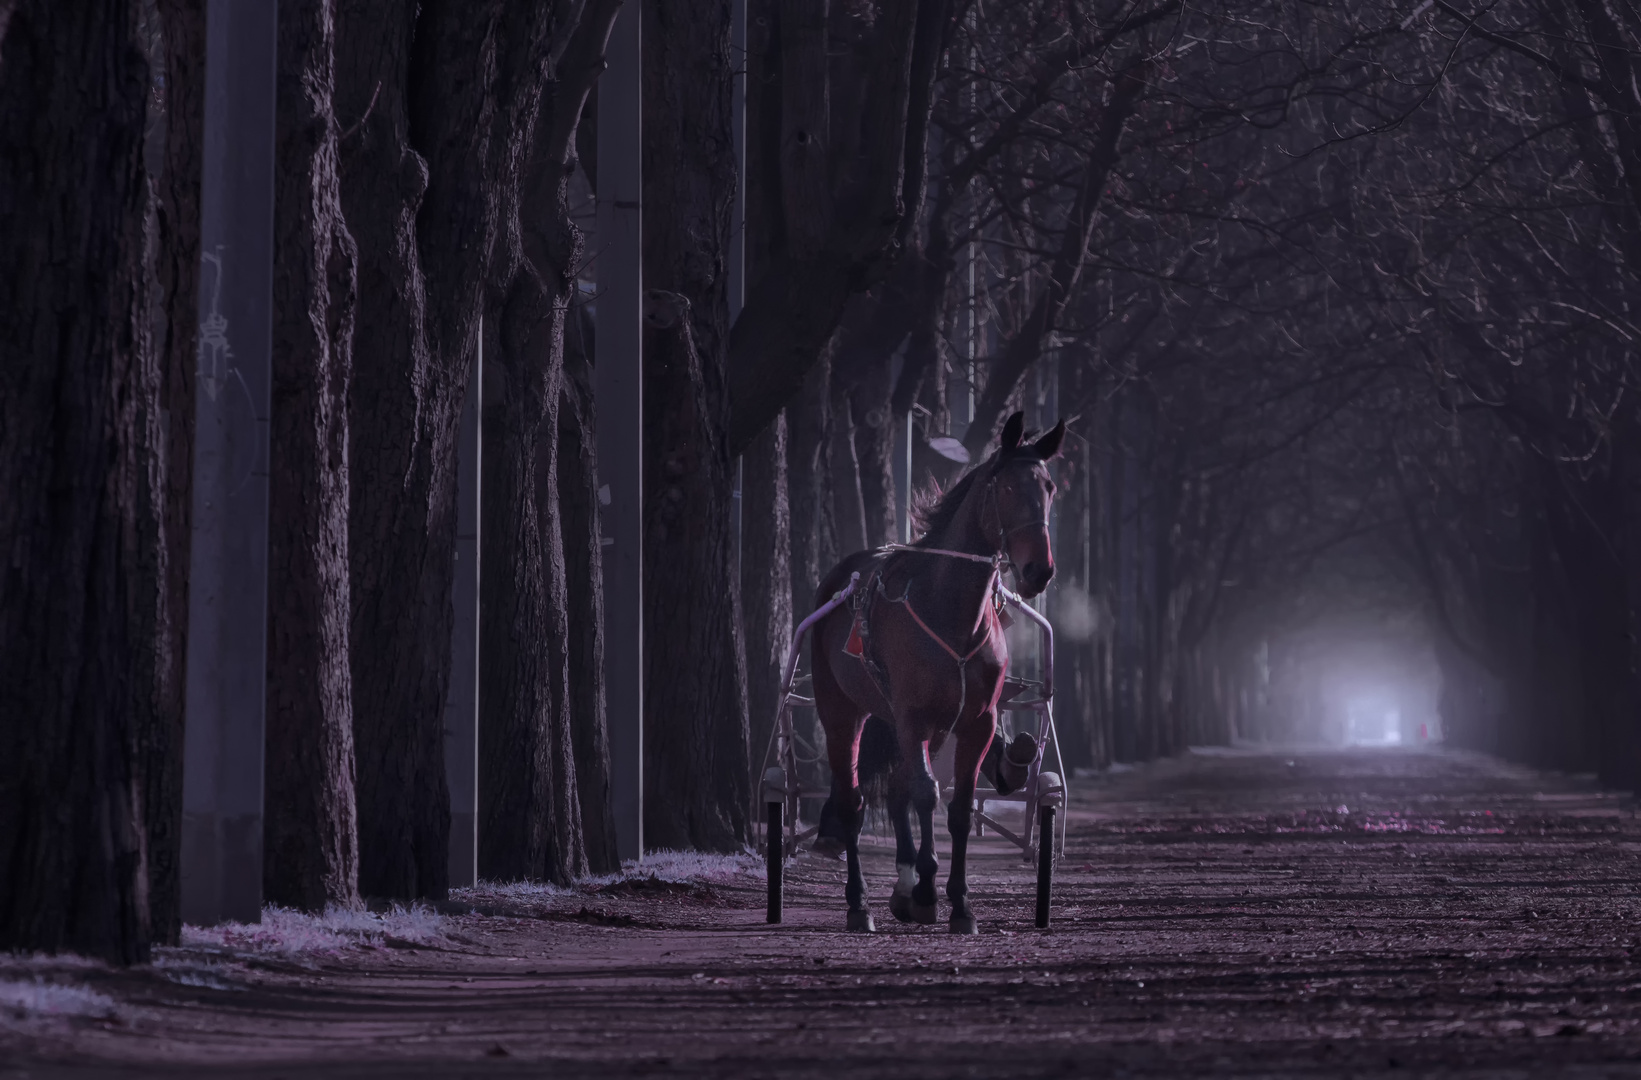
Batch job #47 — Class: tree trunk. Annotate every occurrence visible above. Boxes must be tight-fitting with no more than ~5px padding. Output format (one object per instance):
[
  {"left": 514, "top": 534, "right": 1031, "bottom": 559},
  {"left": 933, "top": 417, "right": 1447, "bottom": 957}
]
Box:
[
  {"left": 641, "top": 293, "right": 750, "bottom": 850},
  {"left": 741, "top": 0, "right": 796, "bottom": 788},
  {"left": 560, "top": 309, "right": 619, "bottom": 874},
  {"left": 477, "top": 0, "right": 616, "bottom": 884},
  {"left": 641, "top": 0, "right": 750, "bottom": 851},
  {"left": 478, "top": 143, "right": 583, "bottom": 886},
  {"left": 335, "top": 1, "right": 450, "bottom": 902},
  {"left": 0, "top": 0, "right": 158, "bottom": 963},
  {"left": 726, "top": 0, "right": 950, "bottom": 455},
  {"left": 479, "top": 289, "right": 583, "bottom": 883},
  {"left": 264, "top": 0, "right": 362, "bottom": 913},
  {"left": 830, "top": 382, "right": 870, "bottom": 557},
  {"left": 1544, "top": 469, "right": 1639, "bottom": 790},
  {"left": 139, "top": 0, "right": 205, "bottom": 946},
  {"left": 337, "top": 0, "right": 563, "bottom": 900},
  {"left": 788, "top": 351, "right": 837, "bottom": 617},
  {"left": 848, "top": 360, "right": 898, "bottom": 549},
  {"left": 1051, "top": 412, "right": 1092, "bottom": 772},
  {"left": 742, "top": 413, "right": 793, "bottom": 777}
]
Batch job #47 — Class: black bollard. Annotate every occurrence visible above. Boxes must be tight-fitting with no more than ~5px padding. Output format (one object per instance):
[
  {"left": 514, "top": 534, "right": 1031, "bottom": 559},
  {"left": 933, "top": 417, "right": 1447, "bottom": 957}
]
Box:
[
  {"left": 767, "top": 798, "right": 783, "bottom": 923},
  {"left": 1035, "top": 805, "right": 1055, "bottom": 929}
]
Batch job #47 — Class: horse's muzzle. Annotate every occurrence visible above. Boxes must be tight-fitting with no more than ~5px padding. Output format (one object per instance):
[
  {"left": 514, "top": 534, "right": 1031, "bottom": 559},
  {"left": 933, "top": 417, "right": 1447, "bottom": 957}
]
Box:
[{"left": 1017, "top": 561, "right": 1054, "bottom": 597}]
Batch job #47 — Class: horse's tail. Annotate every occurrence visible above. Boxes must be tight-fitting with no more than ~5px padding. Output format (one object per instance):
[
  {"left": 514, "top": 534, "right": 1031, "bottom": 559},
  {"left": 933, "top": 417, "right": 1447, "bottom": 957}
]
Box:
[{"left": 857, "top": 715, "right": 900, "bottom": 805}]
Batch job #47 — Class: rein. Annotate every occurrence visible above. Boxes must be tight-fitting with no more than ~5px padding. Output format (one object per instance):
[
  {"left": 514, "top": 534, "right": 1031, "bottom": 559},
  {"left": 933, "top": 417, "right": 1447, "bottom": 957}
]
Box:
[{"left": 879, "top": 542, "right": 1001, "bottom": 567}]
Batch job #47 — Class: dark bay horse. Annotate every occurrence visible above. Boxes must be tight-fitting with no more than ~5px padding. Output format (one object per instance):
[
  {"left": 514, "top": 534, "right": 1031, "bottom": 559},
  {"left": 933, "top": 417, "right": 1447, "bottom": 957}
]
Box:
[{"left": 809, "top": 411, "right": 1064, "bottom": 933}]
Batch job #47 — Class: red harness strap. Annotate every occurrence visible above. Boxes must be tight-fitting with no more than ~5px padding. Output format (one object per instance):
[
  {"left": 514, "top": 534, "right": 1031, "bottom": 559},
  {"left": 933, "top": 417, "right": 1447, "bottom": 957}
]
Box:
[{"left": 899, "top": 594, "right": 994, "bottom": 663}]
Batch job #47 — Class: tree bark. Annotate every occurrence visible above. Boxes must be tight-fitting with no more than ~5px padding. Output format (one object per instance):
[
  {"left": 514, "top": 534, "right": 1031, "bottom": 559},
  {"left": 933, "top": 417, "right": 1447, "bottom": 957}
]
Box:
[
  {"left": 788, "top": 351, "right": 837, "bottom": 618},
  {"left": 642, "top": 293, "right": 750, "bottom": 850},
  {"left": 726, "top": 0, "right": 950, "bottom": 455},
  {"left": 560, "top": 308, "right": 620, "bottom": 874},
  {"left": 336, "top": 0, "right": 450, "bottom": 902},
  {"left": 741, "top": 0, "right": 795, "bottom": 786},
  {"left": 830, "top": 383, "right": 870, "bottom": 558},
  {"left": 337, "top": 0, "right": 560, "bottom": 899},
  {"left": 478, "top": 0, "right": 617, "bottom": 885},
  {"left": 0, "top": 0, "right": 158, "bottom": 963},
  {"left": 847, "top": 361, "right": 898, "bottom": 549},
  {"left": 264, "top": 0, "right": 363, "bottom": 913},
  {"left": 139, "top": 0, "right": 205, "bottom": 947},
  {"left": 742, "top": 413, "right": 792, "bottom": 776},
  {"left": 477, "top": 71, "right": 577, "bottom": 887},
  {"left": 1051, "top": 405, "right": 1093, "bottom": 772},
  {"left": 480, "top": 292, "right": 583, "bottom": 882},
  {"left": 641, "top": 0, "right": 750, "bottom": 851}
]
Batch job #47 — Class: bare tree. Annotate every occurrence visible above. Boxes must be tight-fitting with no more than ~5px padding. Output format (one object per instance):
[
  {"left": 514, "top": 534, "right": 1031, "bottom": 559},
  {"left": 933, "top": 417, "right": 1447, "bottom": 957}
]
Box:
[
  {"left": 264, "top": 0, "right": 362, "bottom": 912},
  {"left": 0, "top": 0, "right": 166, "bottom": 962}
]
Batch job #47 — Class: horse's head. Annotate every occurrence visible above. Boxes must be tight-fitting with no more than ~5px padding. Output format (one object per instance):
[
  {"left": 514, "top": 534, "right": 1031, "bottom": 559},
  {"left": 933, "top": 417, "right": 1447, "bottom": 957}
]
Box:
[{"left": 988, "top": 411, "right": 1065, "bottom": 598}]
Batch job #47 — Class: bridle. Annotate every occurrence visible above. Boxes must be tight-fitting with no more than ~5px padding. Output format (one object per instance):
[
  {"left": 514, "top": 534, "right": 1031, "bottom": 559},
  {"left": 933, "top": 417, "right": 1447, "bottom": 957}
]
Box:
[{"left": 880, "top": 469, "right": 1048, "bottom": 572}]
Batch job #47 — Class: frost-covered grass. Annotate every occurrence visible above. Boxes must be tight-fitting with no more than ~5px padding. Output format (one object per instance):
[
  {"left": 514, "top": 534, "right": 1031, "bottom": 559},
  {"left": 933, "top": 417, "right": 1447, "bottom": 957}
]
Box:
[
  {"left": 588, "top": 849, "right": 761, "bottom": 887},
  {"left": 452, "top": 879, "right": 575, "bottom": 904},
  {"left": 0, "top": 978, "right": 117, "bottom": 1023},
  {"left": 451, "top": 848, "right": 763, "bottom": 907},
  {"left": 181, "top": 902, "right": 445, "bottom": 959}
]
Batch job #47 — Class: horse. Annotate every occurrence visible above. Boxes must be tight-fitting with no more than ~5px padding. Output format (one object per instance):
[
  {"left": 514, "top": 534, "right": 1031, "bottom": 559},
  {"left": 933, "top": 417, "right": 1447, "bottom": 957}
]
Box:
[{"left": 808, "top": 410, "right": 1064, "bottom": 933}]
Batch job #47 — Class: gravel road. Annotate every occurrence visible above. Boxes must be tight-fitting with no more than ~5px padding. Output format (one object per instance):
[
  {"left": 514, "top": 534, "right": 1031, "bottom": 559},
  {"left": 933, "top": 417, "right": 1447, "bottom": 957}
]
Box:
[{"left": 6, "top": 746, "right": 1641, "bottom": 1078}]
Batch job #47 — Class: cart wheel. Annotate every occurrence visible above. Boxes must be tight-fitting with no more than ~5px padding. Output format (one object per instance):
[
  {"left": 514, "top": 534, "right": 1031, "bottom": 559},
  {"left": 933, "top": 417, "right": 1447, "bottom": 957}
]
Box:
[
  {"left": 766, "top": 798, "right": 783, "bottom": 923},
  {"left": 1034, "top": 805, "right": 1055, "bottom": 929}
]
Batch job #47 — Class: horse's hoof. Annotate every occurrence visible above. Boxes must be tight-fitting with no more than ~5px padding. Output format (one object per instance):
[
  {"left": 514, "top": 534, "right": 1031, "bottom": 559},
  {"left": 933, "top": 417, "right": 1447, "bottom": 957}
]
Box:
[
  {"left": 889, "top": 893, "right": 914, "bottom": 924},
  {"left": 846, "top": 908, "right": 876, "bottom": 933},
  {"left": 949, "top": 913, "right": 978, "bottom": 935},
  {"left": 912, "top": 902, "right": 938, "bottom": 925}
]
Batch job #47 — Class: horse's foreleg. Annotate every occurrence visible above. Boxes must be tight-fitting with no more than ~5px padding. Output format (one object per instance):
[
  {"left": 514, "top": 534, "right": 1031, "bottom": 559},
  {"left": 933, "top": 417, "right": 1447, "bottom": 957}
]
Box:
[{"left": 946, "top": 710, "right": 993, "bottom": 935}]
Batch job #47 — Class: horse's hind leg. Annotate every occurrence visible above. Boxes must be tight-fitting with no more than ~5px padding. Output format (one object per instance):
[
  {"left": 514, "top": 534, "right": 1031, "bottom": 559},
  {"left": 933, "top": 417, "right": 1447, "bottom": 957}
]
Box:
[
  {"left": 946, "top": 709, "right": 994, "bottom": 935},
  {"left": 896, "top": 719, "right": 941, "bottom": 925},
  {"left": 814, "top": 658, "right": 873, "bottom": 932},
  {"left": 886, "top": 770, "right": 917, "bottom": 923}
]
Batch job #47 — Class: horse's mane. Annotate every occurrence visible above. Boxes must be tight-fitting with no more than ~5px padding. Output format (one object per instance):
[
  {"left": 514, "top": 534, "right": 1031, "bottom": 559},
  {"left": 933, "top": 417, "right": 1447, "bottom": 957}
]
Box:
[
  {"left": 908, "top": 440, "right": 1039, "bottom": 545},
  {"left": 907, "top": 469, "right": 980, "bottom": 545}
]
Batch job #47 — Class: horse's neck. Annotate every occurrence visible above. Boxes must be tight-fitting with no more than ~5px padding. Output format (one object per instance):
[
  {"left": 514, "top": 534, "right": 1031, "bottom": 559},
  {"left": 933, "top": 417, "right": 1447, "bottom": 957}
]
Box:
[
  {"left": 932, "top": 480, "right": 995, "bottom": 564},
  {"left": 917, "top": 487, "right": 998, "bottom": 636}
]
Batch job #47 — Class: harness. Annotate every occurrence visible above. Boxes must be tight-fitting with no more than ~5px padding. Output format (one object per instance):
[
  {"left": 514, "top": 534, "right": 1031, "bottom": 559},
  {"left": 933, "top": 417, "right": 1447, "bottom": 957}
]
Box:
[{"left": 843, "top": 473, "right": 1047, "bottom": 731}]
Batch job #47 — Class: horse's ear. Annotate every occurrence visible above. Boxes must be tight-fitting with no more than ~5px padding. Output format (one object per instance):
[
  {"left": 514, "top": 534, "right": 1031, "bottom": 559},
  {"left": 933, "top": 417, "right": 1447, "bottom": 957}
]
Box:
[
  {"left": 1034, "top": 419, "right": 1066, "bottom": 460},
  {"left": 999, "top": 411, "right": 1025, "bottom": 452}
]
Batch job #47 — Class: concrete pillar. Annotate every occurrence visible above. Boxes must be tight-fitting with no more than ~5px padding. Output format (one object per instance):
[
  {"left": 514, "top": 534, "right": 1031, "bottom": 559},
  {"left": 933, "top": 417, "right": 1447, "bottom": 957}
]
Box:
[
  {"left": 181, "top": 0, "right": 277, "bottom": 926},
  {"left": 445, "top": 329, "right": 481, "bottom": 887},
  {"left": 729, "top": 0, "right": 747, "bottom": 574},
  {"left": 729, "top": 0, "right": 746, "bottom": 323},
  {"left": 597, "top": 0, "right": 644, "bottom": 863}
]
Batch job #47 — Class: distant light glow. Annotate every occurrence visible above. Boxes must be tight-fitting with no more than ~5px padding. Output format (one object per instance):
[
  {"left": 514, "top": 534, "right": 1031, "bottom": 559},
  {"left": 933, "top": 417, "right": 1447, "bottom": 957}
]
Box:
[{"left": 1345, "top": 698, "right": 1403, "bottom": 746}]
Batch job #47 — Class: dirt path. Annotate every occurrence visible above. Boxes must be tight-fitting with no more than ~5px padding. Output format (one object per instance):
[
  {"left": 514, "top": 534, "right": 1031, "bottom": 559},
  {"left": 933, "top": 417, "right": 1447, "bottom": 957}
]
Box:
[{"left": 7, "top": 747, "right": 1641, "bottom": 1078}]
